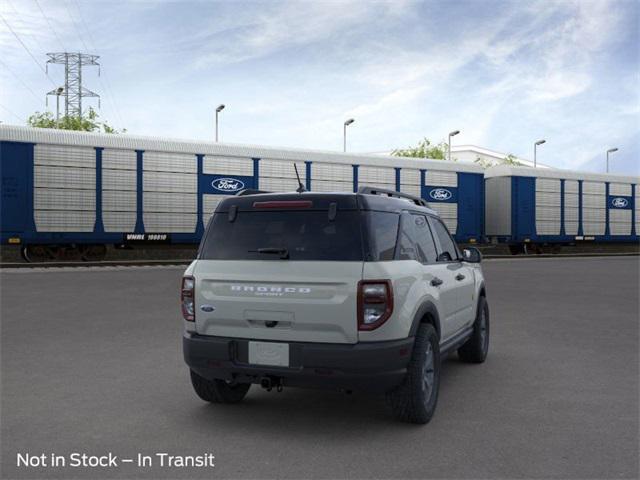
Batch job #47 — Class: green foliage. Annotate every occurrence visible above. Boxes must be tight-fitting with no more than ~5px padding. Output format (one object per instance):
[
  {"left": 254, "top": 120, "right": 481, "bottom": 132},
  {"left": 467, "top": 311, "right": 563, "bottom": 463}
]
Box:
[
  {"left": 474, "top": 153, "right": 524, "bottom": 169},
  {"left": 391, "top": 138, "right": 452, "bottom": 160},
  {"left": 27, "top": 107, "right": 125, "bottom": 134}
]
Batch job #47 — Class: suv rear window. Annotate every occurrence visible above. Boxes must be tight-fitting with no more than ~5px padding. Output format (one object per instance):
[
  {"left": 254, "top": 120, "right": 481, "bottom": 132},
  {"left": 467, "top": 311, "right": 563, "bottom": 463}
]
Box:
[{"left": 199, "top": 210, "right": 364, "bottom": 261}]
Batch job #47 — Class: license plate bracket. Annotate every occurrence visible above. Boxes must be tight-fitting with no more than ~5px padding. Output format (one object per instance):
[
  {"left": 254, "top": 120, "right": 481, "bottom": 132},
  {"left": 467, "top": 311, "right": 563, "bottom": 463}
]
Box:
[{"left": 248, "top": 341, "right": 290, "bottom": 367}]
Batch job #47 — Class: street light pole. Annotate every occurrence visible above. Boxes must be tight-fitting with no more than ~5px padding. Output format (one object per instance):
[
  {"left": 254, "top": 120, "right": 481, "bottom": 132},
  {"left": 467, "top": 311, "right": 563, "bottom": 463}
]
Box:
[
  {"left": 215, "top": 104, "right": 225, "bottom": 142},
  {"left": 448, "top": 130, "right": 460, "bottom": 161},
  {"left": 55, "top": 87, "right": 64, "bottom": 122},
  {"left": 606, "top": 148, "right": 618, "bottom": 173},
  {"left": 343, "top": 118, "right": 354, "bottom": 152},
  {"left": 534, "top": 139, "right": 546, "bottom": 168}
]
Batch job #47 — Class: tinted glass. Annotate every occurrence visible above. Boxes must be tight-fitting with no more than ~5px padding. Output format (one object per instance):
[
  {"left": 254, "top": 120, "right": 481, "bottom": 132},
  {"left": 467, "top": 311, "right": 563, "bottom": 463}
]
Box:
[
  {"left": 364, "top": 211, "right": 399, "bottom": 261},
  {"left": 429, "top": 217, "right": 458, "bottom": 261},
  {"left": 200, "top": 211, "right": 363, "bottom": 261},
  {"left": 412, "top": 214, "right": 438, "bottom": 263},
  {"left": 396, "top": 213, "right": 422, "bottom": 262}
]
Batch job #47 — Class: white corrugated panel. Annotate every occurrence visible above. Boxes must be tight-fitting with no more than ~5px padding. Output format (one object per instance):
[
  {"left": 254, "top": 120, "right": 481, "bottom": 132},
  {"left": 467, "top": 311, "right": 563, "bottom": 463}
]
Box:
[
  {"left": 311, "top": 163, "right": 352, "bottom": 181},
  {"left": 143, "top": 171, "right": 196, "bottom": 193},
  {"left": 358, "top": 166, "right": 395, "bottom": 184},
  {"left": 202, "top": 194, "right": 228, "bottom": 226},
  {"left": 259, "top": 176, "right": 304, "bottom": 192},
  {"left": 33, "top": 144, "right": 96, "bottom": 232},
  {"left": 582, "top": 181, "right": 605, "bottom": 195},
  {"left": 144, "top": 213, "right": 197, "bottom": 233},
  {"left": 425, "top": 170, "right": 457, "bottom": 187},
  {"left": 358, "top": 182, "right": 396, "bottom": 192},
  {"left": 103, "top": 212, "right": 136, "bottom": 232},
  {"left": 34, "top": 144, "right": 94, "bottom": 168},
  {"left": 581, "top": 181, "right": 606, "bottom": 235},
  {"left": 144, "top": 192, "right": 197, "bottom": 213},
  {"left": 144, "top": 151, "right": 196, "bottom": 173},
  {"left": 34, "top": 165, "right": 95, "bottom": 190},
  {"left": 536, "top": 179, "right": 560, "bottom": 235},
  {"left": 102, "top": 191, "right": 136, "bottom": 211},
  {"left": 34, "top": 210, "right": 95, "bottom": 232},
  {"left": 536, "top": 178, "right": 561, "bottom": 192},
  {"left": 103, "top": 149, "right": 136, "bottom": 170},
  {"left": 564, "top": 180, "right": 579, "bottom": 193},
  {"left": 609, "top": 183, "right": 632, "bottom": 196},
  {"left": 400, "top": 169, "right": 421, "bottom": 186},
  {"left": 427, "top": 203, "right": 457, "bottom": 234},
  {"left": 609, "top": 209, "right": 632, "bottom": 235},
  {"left": 565, "top": 221, "right": 579, "bottom": 236},
  {"left": 564, "top": 180, "right": 580, "bottom": 235},
  {"left": 310, "top": 179, "right": 353, "bottom": 193},
  {"left": 259, "top": 159, "right": 307, "bottom": 180},
  {"left": 399, "top": 184, "right": 421, "bottom": 197},
  {"left": 34, "top": 188, "right": 95, "bottom": 211},
  {"left": 565, "top": 207, "right": 579, "bottom": 235},
  {"left": 103, "top": 169, "right": 136, "bottom": 191},
  {"left": 204, "top": 156, "right": 253, "bottom": 176},
  {"left": 583, "top": 194, "right": 606, "bottom": 208}
]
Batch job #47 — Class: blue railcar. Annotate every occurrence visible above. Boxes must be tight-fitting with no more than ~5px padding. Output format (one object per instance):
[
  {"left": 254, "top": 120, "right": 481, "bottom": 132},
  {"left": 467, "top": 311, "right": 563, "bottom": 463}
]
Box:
[
  {"left": 1, "top": 125, "right": 485, "bottom": 260},
  {"left": 484, "top": 165, "right": 639, "bottom": 252}
]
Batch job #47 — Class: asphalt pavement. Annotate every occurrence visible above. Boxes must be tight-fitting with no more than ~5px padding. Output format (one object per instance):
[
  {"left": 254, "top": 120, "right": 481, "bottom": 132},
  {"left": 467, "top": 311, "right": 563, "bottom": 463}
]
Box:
[{"left": 1, "top": 257, "right": 638, "bottom": 479}]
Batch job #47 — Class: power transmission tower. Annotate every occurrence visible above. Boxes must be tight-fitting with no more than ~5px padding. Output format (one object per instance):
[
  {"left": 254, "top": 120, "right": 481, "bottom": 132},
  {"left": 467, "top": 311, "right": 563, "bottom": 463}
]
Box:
[{"left": 45, "top": 52, "right": 100, "bottom": 118}]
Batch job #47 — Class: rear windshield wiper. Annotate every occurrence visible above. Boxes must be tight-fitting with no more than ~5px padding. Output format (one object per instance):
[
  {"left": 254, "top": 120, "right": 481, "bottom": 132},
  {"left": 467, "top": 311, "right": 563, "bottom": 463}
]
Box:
[{"left": 248, "top": 247, "right": 290, "bottom": 259}]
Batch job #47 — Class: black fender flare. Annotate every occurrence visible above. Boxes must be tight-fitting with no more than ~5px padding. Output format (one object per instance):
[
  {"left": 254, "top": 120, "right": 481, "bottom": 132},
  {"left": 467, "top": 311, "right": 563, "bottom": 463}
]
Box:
[{"left": 408, "top": 301, "right": 441, "bottom": 339}]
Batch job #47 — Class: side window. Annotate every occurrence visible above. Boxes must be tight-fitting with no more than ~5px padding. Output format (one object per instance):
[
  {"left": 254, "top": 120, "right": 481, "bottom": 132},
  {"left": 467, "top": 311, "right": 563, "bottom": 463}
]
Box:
[
  {"left": 397, "top": 215, "right": 419, "bottom": 261},
  {"left": 396, "top": 213, "right": 438, "bottom": 263},
  {"left": 429, "top": 217, "right": 458, "bottom": 262},
  {"left": 365, "top": 211, "right": 400, "bottom": 261},
  {"left": 412, "top": 214, "right": 438, "bottom": 263}
]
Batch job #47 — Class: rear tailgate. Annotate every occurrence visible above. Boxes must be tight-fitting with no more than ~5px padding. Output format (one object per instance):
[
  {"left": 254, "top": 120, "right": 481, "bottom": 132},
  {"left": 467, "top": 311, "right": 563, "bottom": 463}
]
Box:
[{"left": 194, "top": 260, "right": 362, "bottom": 344}]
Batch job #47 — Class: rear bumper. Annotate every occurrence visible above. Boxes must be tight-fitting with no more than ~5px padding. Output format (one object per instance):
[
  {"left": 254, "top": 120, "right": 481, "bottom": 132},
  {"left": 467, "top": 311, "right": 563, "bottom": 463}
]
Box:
[{"left": 183, "top": 332, "right": 414, "bottom": 393}]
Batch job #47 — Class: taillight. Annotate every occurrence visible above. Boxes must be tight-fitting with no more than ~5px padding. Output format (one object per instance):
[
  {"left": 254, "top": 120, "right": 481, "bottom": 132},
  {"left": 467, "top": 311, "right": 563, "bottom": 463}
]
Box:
[
  {"left": 357, "top": 280, "right": 393, "bottom": 331},
  {"left": 181, "top": 276, "right": 195, "bottom": 322}
]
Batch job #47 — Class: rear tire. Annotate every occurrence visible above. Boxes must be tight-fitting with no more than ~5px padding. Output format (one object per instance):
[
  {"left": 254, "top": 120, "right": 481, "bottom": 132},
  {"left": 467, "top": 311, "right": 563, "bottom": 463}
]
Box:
[
  {"left": 458, "top": 296, "right": 490, "bottom": 363},
  {"left": 190, "top": 370, "right": 251, "bottom": 404},
  {"left": 387, "top": 323, "right": 440, "bottom": 424}
]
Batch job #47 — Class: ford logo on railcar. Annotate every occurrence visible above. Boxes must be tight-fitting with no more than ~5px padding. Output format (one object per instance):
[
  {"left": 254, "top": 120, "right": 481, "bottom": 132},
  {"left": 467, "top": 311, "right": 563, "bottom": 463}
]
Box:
[
  {"left": 612, "top": 197, "right": 629, "bottom": 208},
  {"left": 212, "top": 178, "right": 245, "bottom": 192},
  {"left": 429, "top": 188, "right": 452, "bottom": 201}
]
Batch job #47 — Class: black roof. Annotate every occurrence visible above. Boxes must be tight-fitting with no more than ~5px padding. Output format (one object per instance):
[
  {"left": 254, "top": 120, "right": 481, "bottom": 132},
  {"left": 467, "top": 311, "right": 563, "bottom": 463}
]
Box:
[{"left": 214, "top": 190, "right": 439, "bottom": 216}]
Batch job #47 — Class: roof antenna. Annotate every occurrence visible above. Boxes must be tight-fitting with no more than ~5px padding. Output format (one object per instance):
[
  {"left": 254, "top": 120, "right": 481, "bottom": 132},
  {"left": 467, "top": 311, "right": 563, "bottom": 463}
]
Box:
[{"left": 294, "top": 163, "right": 306, "bottom": 193}]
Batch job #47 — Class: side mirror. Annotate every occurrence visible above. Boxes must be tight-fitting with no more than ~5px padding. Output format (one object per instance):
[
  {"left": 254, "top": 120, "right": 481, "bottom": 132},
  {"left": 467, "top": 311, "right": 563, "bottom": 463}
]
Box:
[
  {"left": 463, "top": 247, "right": 482, "bottom": 263},
  {"left": 436, "top": 252, "right": 452, "bottom": 262}
]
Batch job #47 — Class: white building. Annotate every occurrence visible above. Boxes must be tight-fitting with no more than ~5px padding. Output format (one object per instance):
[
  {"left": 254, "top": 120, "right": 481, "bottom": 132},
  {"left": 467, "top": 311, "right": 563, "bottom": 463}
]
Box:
[
  {"left": 369, "top": 145, "right": 552, "bottom": 169},
  {"left": 451, "top": 145, "right": 551, "bottom": 169}
]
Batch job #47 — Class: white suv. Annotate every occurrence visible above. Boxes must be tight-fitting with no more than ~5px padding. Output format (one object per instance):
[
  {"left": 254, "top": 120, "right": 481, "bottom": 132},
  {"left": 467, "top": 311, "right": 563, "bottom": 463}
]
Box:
[{"left": 182, "top": 187, "right": 489, "bottom": 424}]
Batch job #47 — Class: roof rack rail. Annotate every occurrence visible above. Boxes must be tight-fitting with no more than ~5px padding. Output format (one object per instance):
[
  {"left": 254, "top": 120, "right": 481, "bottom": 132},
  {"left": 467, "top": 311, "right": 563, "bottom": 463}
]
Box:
[
  {"left": 235, "top": 189, "right": 271, "bottom": 196},
  {"left": 357, "top": 186, "right": 428, "bottom": 207}
]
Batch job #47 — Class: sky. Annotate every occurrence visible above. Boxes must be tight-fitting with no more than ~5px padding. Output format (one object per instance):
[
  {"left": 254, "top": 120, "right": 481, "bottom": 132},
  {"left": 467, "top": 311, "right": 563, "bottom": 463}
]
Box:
[{"left": 0, "top": 0, "right": 638, "bottom": 175}]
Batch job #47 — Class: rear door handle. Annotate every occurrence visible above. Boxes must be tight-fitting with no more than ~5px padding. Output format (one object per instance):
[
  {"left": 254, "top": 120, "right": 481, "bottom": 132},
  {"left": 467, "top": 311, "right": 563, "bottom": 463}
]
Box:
[
  {"left": 430, "top": 277, "right": 443, "bottom": 287},
  {"left": 455, "top": 274, "right": 465, "bottom": 281}
]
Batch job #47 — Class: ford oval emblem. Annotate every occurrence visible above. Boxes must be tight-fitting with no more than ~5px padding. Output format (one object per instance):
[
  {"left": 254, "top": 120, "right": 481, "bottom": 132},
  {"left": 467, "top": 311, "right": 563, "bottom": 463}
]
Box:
[
  {"left": 612, "top": 197, "right": 629, "bottom": 208},
  {"left": 200, "top": 305, "right": 215, "bottom": 312},
  {"left": 211, "top": 178, "right": 245, "bottom": 192},
  {"left": 429, "top": 188, "right": 452, "bottom": 201}
]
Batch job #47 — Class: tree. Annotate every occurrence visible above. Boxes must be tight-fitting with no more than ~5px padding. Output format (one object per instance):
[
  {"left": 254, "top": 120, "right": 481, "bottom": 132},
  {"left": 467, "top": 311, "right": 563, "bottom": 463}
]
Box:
[
  {"left": 391, "top": 138, "right": 452, "bottom": 160},
  {"left": 474, "top": 153, "right": 524, "bottom": 168},
  {"left": 27, "top": 107, "right": 125, "bottom": 133}
]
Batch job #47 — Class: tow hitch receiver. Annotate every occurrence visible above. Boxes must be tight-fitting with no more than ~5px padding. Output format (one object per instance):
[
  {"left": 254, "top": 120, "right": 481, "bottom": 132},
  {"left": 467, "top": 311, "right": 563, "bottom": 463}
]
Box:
[{"left": 260, "top": 376, "right": 284, "bottom": 392}]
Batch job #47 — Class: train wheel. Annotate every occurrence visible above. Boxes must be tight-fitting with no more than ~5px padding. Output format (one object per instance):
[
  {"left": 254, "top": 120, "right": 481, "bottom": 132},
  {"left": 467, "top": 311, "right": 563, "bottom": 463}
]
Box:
[
  {"left": 21, "top": 245, "right": 53, "bottom": 263},
  {"left": 80, "top": 244, "right": 107, "bottom": 262},
  {"left": 508, "top": 244, "right": 523, "bottom": 255}
]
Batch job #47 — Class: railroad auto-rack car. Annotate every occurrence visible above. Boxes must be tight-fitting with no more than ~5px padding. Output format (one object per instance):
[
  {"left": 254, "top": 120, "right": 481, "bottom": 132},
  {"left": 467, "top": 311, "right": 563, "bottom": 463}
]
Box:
[
  {"left": 485, "top": 165, "right": 639, "bottom": 253},
  {"left": 0, "top": 125, "right": 485, "bottom": 261}
]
